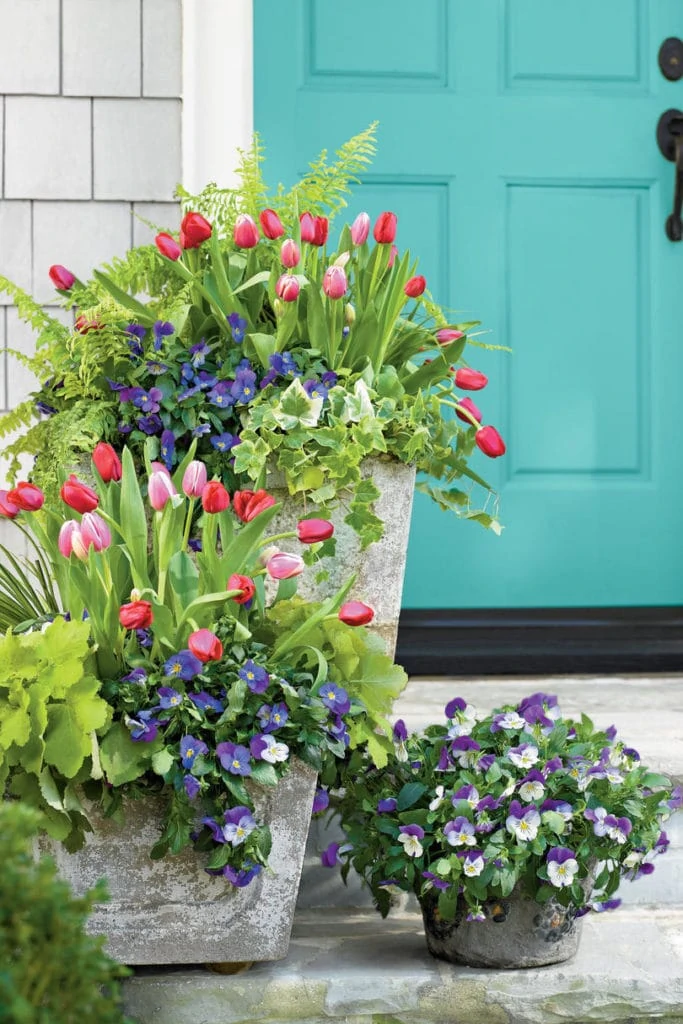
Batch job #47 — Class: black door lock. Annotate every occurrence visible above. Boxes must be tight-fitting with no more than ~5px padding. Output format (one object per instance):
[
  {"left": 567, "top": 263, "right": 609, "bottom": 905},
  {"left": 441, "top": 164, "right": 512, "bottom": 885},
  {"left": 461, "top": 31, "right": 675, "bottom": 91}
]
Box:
[
  {"left": 659, "top": 37, "right": 683, "bottom": 81},
  {"left": 657, "top": 109, "right": 683, "bottom": 241}
]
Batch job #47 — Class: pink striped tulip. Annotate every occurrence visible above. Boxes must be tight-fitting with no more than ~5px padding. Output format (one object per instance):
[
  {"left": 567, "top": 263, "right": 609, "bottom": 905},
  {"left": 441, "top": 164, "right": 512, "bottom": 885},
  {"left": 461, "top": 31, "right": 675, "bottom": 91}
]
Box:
[
  {"left": 276, "top": 273, "right": 300, "bottom": 302},
  {"left": 280, "top": 239, "right": 300, "bottom": 268},
  {"left": 80, "top": 512, "right": 111, "bottom": 552},
  {"left": 58, "top": 520, "right": 80, "bottom": 557},
  {"left": 322, "top": 265, "right": 347, "bottom": 300},
  {"left": 436, "top": 328, "right": 465, "bottom": 345},
  {"left": 350, "top": 212, "right": 370, "bottom": 246},
  {"left": 148, "top": 470, "right": 177, "bottom": 511},
  {"left": 182, "top": 460, "right": 208, "bottom": 498},
  {"left": 233, "top": 214, "right": 260, "bottom": 249},
  {"left": 266, "top": 552, "right": 305, "bottom": 580}
]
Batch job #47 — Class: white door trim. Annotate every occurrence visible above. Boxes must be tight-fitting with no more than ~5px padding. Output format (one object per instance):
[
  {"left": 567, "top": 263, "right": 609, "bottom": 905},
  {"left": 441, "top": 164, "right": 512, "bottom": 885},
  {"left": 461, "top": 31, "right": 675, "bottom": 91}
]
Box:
[{"left": 181, "top": 0, "right": 254, "bottom": 193}]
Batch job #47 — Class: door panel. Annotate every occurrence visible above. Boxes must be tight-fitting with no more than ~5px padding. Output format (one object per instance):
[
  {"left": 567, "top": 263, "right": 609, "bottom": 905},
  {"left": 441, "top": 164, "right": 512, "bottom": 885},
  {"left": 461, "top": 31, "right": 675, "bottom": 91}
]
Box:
[{"left": 255, "top": 0, "right": 683, "bottom": 609}]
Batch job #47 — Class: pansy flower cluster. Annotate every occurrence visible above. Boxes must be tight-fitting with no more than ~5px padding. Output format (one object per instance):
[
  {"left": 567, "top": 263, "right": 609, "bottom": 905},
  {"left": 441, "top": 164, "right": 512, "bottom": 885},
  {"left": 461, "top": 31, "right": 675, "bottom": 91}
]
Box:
[{"left": 325, "top": 693, "right": 677, "bottom": 921}]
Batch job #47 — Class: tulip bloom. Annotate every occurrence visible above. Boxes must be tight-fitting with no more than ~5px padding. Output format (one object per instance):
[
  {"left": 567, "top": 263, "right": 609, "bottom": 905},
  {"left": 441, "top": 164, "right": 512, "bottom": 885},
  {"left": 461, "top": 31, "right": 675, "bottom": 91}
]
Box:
[
  {"left": 297, "top": 518, "right": 334, "bottom": 543},
  {"left": 339, "top": 601, "right": 374, "bottom": 626},
  {"left": 259, "top": 208, "right": 285, "bottom": 240},
  {"left": 188, "top": 628, "right": 223, "bottom": 663},
  {"left": 312, "top": 216, "right": 328, "bottom": 246},
  {"left": 323, "top": 265, "right": 347, "bottom": 300},
  {"left": 387, "top": 244, "right": 398, "bottom": 268},
  {"left": 275, "top": 273, "right": 300, "bottom": 302},
  {"left": 80, "top": 512, "right": 111, "bottom": 552},
  {"left": 373, "top": 211, "right": 397, "bottom": 244},
  {"left": 155, "top": 232, "right": 182, "bottom": 260},
  {"left": 475, "top": 425, "right": 506, "bottom": 458},
  {"left": 201, "top": 480, "right": 230, "bottom": 513},
  {"left": 0, "top": 490, "right": 20, "bottom": 519},
  {"left": 404, "top": 275, "right": 426, "bottom": 298},
  {"left": 227, "top": 573, "right": 256, "bottom": 605},
  {"left": 179, "top": 212, "right": 212, "bottom": 249},
  {"left": 49, "top": 265, "right": 75, "bottom": 290},
  {"left": 437, "top": 328, "right": 465, "bottom": 345},
  {"left": 60, "top": 475, "right": 98, "bottom": 514},
  {"left": 233, "top": 489, "right": 276, "bottom": 522},
  {"left": 299, "top": 212, "right": 316, "bottom": 242},
  {"left": 182, "top": 460, "right": 208, "bottom": 498},
  {"left": 148, "top": 470, "right": 177, "bottom": 511},
  {"left": 454, "top": 368, "right": 488, "bottom": 391},
  {"left": 455, "top": 397, "right": 482, "bottom": 425},
  {"left": 74, "top": 315, "right": 103, "bottom": 333},
  {"left": 280, "top": 239, "right": 300, "bottom": 268},
  {"left": 92, "top": 442, "right": 122, "bottom": 482},
  {"left": 233, "top": 214, "right": 260, "bottom": 249},
  {"left": 7, "top": 481, "right": 45, "bottom": 512},
  {"left": 267, "top": 552, "right": 305, "bottom": 580},
  {"left": 58, "top": 520, "right": 80, "bottom": 557},
  {"left": 119, "top": 600, "right": 154, "bottom": 629},
  {"left": 350, "top": 211, "right": 370, "bottom": 246}
]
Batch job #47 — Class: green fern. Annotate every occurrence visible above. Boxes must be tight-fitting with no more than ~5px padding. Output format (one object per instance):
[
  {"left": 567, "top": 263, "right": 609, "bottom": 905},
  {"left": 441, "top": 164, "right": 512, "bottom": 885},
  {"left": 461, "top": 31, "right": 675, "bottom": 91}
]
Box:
[
  {"left": 281, "top": 122, "right": 378, "bottom": 221},
  {"left": 0, "top": 401, "right": 38, "bottom": 443}
]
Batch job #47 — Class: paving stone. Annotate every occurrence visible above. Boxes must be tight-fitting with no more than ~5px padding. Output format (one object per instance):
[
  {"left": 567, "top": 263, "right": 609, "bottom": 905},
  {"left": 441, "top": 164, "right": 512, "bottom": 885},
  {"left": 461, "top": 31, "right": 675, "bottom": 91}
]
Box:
[
  {"left": 4, "top": 97, "right": 92, "bottom": 200},
  {"left": 93, "top": 99, "right": 181, "bottom": 200},
  {"left": 122, "top": 906, "right": 683, "bottom": 1024},
  {"left": 62, "top": 0, "right": 141, "bottom": 97},
  {"left": 0, "top": 202, "right": 31, "bottom": 303},
  {"left": 142, "top": 0, "right": 182, "bottom": 97},
  {"left": 0, "top": 0, "right": 60, "bottom": 95}
]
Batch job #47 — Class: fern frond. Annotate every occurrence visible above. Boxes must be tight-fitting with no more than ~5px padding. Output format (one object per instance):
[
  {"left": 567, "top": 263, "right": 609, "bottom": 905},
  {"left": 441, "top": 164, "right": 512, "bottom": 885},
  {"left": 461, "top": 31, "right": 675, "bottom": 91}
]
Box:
[{"left": 0, "top": 401, "right": 38, "bottom": 442}]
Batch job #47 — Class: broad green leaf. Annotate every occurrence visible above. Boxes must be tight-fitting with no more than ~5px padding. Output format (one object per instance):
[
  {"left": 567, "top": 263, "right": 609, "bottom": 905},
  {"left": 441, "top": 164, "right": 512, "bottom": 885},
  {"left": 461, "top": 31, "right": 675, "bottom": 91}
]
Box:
[
  {"left": 396, "top": 781, "right": 427, "bottom": 811},
  {"left": 272, "top": 378, "right": 323, "bottom": 431},
  {"left": 100, "top": 722, "right": 158, "bottom": 786},
  {"left": 43, "top": 704, "right": 90, "bottom": 778},
  {"left": 152, "top": 748, "right": 175, "bottom": 777}
]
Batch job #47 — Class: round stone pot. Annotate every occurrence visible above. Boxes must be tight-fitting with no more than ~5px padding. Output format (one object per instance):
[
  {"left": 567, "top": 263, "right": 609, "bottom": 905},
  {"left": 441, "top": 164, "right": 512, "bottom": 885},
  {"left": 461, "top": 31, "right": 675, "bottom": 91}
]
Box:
[{"left": 420, "top": 889, "right": 584, "bottom": 969}]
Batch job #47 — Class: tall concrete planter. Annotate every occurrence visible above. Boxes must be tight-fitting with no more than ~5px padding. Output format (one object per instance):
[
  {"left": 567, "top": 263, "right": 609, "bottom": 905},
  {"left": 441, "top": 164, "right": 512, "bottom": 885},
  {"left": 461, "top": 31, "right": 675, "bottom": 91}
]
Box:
[
  {"left": 36, "top": 760, "right": 317, "bottom": 966},
  {"left": 268, "top": 457, "right": 416, "bottom": 657}
]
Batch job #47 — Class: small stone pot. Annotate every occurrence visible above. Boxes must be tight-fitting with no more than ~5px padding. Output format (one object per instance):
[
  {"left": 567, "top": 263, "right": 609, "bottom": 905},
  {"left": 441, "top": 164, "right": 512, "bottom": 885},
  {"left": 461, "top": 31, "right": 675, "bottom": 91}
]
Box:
[{"left": 420, "top": 889, "right": 583, "bottom": 969}]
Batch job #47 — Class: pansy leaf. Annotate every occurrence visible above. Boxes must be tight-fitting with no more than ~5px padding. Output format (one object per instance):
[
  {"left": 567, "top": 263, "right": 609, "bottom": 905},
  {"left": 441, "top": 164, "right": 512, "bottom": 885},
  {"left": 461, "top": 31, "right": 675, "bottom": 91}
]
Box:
[
  {"left": 396, "top": 781, "right": 428, "bottom": 812},
  {"left": 250, "top": 762, "right": 279, "bottom": 787}
]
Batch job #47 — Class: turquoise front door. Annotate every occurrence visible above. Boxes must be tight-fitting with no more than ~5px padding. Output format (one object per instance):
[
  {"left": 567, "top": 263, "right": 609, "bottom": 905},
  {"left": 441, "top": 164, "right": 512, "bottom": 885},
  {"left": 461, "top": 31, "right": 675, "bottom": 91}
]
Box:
[{"left": 255, "top": 0, "right": 683, "bottom": 609}]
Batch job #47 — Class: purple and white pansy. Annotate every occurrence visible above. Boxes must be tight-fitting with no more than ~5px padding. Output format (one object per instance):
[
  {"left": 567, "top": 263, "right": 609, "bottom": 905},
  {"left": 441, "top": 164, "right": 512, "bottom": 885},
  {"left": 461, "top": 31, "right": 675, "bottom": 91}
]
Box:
[
  {"left": 506, "top": 801, "right": 541, "bottom": 842},
  {"left": 546, "top": 847, "right": 579, "bottom": 888}
]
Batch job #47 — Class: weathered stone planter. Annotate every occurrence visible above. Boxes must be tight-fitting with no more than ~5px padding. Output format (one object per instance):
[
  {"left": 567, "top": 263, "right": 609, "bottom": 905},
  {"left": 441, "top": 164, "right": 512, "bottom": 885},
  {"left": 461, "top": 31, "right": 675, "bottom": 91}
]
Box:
[
  {"left": 268, "top": 457, "right": 416, "bottom": 657},
  {"left": 36, "top": 759, "right": 317, "bottom": 966},
  {"left": 420, "top": 890, "right": 583, "bottom": 969}
]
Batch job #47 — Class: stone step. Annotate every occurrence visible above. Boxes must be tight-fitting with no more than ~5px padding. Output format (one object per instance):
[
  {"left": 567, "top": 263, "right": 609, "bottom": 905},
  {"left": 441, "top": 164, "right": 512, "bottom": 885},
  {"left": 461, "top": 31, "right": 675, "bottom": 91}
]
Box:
[
  {"left": 122, "top": 906, "right": 683, "bottom": 1024},
  {"left": 298, "top": 674, "right": 683, "bottom": 909}
]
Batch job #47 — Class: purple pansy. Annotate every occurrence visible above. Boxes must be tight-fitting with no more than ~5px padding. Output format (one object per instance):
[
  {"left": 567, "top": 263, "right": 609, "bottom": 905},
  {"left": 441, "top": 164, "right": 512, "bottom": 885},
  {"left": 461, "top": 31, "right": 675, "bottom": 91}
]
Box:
[
  {"left": 192, "top": 423, "right": 211, "bottom": 437},
  {"left": 221, "top": 806, "right": 257, "bottom": 846},
  {"left": 184, "top": 775, "right": 200, "bottom": 800},
  {"left": 160, "top": 429, "right": 175, "bottom": 470},
  {"left": 163, "top": 650, "right": 203, "bottom": 681},
  {"left": 257, "top": 702, "right": 288, "bottom": 732},
  {"left": 452, "top": 784, "right": 479, "bottom": 808},
  {"left": 303, "top": 379, "right": 330, "bottom": 401},
  {"left": 207, "top": 381, "right": 234, "bottom": 408},
  {"left": 450, "top": 736, "right": 481, "bottom": 767},
  {"left": 231, "top": 367, "right": 257, "bottom": 404},
  {"left": 444, "top": 817, "right": 476, "bottom": 847},
  {"left": 422, "top": 871, "right": 450, "bottom": 892},
  {"left": 546, "top": 846, "right": 579, "bottom": 887},
  {"left": 158, "top": 686, "right": 183, "bottom": 709},
  {"left": 127, "top": 709, "right": 160, "bottom": 742},
  {"left": 152, "top": 319, "right": 175, "bottom": 350},
  {"left": 137, "top": 413, "right": 163, "bottom": 434},
  {"left": 121, "top": 668, "right": 147, "bottom": 684},
  {"left": 223, "top": 861, "right": 261, "bottom": 887},
  {"left": 238, "top": 660, "right": 270, "bottom": 694},
  {"left": 216, "top": 742, "right": 251, "bottom": 776},
  {"left": 320, "top": 683, "right": 350, "bottom": 715},
  {"left": 321, "top": 842, "right": 342, "bottom": 868},
  {"left": 377, "top": 798, "right": 398, "bottom": 813},
  {"left": 313, "top": 788, "right": 330, "bottom": 814},
  {"left": 136, "top": 628, "right": 153, "bottom": 648},
  {"left": 228, "top": 312, "right": 247, "bottom": 343},
  {"left": 211, "top": 431, "right": 241, "bottom": 452},
  {"left": 506, "top": 801, "right": 541, "bottom": 842},
  {"left": 180, "top": 735, "right": 208, "bottom": 770},
  {"left": 189, "top": 339, "right": 211, "bottom": 367},
  {"left": 189, "top": 690, "right": 224, "bottom": 713},
  {"left": 393, "top": 719, "right": 408, "bottom": 743}
]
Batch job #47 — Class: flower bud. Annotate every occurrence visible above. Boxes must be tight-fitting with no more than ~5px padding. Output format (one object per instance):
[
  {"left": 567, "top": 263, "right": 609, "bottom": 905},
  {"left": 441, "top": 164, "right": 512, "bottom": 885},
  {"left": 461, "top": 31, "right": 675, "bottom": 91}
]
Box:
[
  {"left": 80, "top": 512, "right": 111, "bottom": 552},
  {"left": 350, "top": 212, "right": 370, "bottom": 246},
  {"left": 267, "top": 552, "right": 305, "bottom": 580},
  {"left": 339, "top": 601, "right": 374, "bottom": 626},
  {"left": 233, "top": 489, "right": 275, "bottom": 522},
  {"left": 436, "top": 328, "right": 465, "bottom": 345},
  {"left": 475, "top": 425, "right": 506, "bottom": 458},
  {"left": 201, "top": 480, "right": 230, "bottom": 513},
  {"left": 299, "top": 212, "right": 316, "bottom": 243},
  {"left": 454, "top": 368, "right": 488, "bottom": 391},
  {"left": 455, "top": 397, "right": 482, "bottom": 425},
  {"left": 182, "top": 460, "right": 208, "bottom": 498},
  {"left": 71, "top": 528, "right": 90, "bottom": 561},
  {"left": 373, "top": 211, "right": 397, "bottom": 244},
  {"left": 155, "top": 232, "right": 182, "bottom": 260},
  {"left": 388, "top": 244, "right": 398, "bottom": 268},
  {"left": 233, "top": 214, "right": 260, "bottom": 249},
  {"left": 273, "top": 298, "right": 284, "bottom": 318},
  {"left": 148, "top": 470, "right": 177, "bottom": 511},
  {"left": 119, "top": 600, "right": 153, "bottom": 629},
  {"left": 259, "top": 208, "right": 285, "bottom": 240},
  {"left": 188, "top": 628, "right": 223, "bottom": 663},
  {"left": 280, "top": 238, "right": 300, "bottom": 268},
  {"left": 227, "top": 574, "right": 255, "bottom": 604},
  {"left": 404, "top": 275, "right": 426, "bottom": 298},
  {"left": 323, "top": 265, "right": 347, "bottom": 300},
  {"left": 297, "top": 519, "right": 334, "bottom": 543},
  {"left": 179, "top": 212, "right": 212, "bottom": 249},
  {"left": 58, "top": 520, "right": 79, "bottom": 557},
  {"left": 7, "top": 482, "right": 45, "bottom": 512},
  {"left": 258, "top": 545, "right": 281, "bottom": 567},
  {"left": 312, "top": 216, "right": 329, "bottom": 246},
  {"left": 334, "top": 251, "right": 351, "bottom": 268},
  {"left": 49, "top": 265, "right": 75, "bottom": 291},
  {"left": 0, "top": 490, "right": 20, "bottom": 519},
  {"left": 92, "top": 442, "right": 122, "bottom": 483},
  {"left": 344, "top": 303, "right": 356, "bottom": 326},
  {"left": 60, "top": 476, "right": 97, "bottom": 514},
  {"left": 275, "top": 273, "right": 300, "bottom": 302}
]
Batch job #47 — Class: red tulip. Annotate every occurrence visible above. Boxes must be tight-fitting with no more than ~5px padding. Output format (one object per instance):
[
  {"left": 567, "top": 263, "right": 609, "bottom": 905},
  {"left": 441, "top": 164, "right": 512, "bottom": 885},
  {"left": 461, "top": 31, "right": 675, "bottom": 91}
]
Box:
[
  {"left": 436, "top": 328, "right": 465, "bottom": 345},
  {"left": 92, "top": 442, "right": 122, "bottom": 483},
  {"left": 49, "top": 265, "right": 75, "bottom": 291},
  {"left": 312, "top": 216, "right": 328, "bottom": 246},
  {"left": 280, "top": 239, "right": 300, "bottom": 268},
  {"left": 233, "top": 214, "right": 260, "bottom": 249},
  {"left": 201, "top": 480, "right": 230, "bottom": 513},
  {"left": 179, "top": 212, "right": 212, "bottom": 249},
  {"left": 339, "top": 601, "right": 374, "bottom": 626},
  {"left": 404, "top": 275, "right": 426, "bottom": 298},
  {"left": 267, "top": 552, "right": 305, "bottom": 580},
  {"left": 188, "top": 628, "right": 223, "bottom": 663},
  {"left": 233, "top": 489, "right": 275, "bottom": 522},
  {"left": 373, "top": 212, "right": 397, "bottom": 244},
  {"left": 259, "top": 208, "right": 285, "bottom": 240},
  {"left": 350, "top": 212, "right": 370, "bottom": 246},
  {"left": 0, "top": 489, "right": 21, "bottom": 519},
  {"left": 155, "top": 232, "right": 182, "bottom": 260},
  {"left": 119, "top": 600, "right": 154, "bottom": 629},
  {"left": 475, "top": 425, "right": 506, "bottom": 458},
  {"left": 297, "top": 518, "right": 334, "bottom": 543},
  {"left": 75, "top": 315, "right": 104, "bottom": 333},
  {"left": 323, "top": 265, "right": 347, "bottom": 300},
  {"left": 7, "top": 481, "right": 45, "bottom": 512},
  {"left": 299, "top": 212, "right": 316, "bottom": 243},
  {"left": 275, "top": 273, "right": 300, "bottom": 302},
  {"left": 454, "top": 368, "right": 488, "bottom": 391},
  {"left": 455, "top": 397, "right": 482, "bottom": 425},
  {"left": 227, "top": 573, "right": 256, "bottom": 604},
  {"left": 60, "top": 475, "right": 98, "bottom": 514}
]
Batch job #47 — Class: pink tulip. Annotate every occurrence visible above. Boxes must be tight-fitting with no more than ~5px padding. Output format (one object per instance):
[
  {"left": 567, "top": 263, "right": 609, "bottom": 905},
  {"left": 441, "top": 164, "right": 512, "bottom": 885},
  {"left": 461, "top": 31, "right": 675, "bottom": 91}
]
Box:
[
  {"left": 259, "top": 208, "right": 285, "bottom": 240},
  {"left": 267, "top": 552, "right": 305, "bottom": 580},
  {"left": 350, "top": 212, "right": 370, "bottom": 246},
  {"left": 233, "top": 214, "right": 260, "bottom": 248},
  {"left": 388, "top": 244, "right": 398, "bottom": 268},
  {"left": 150, "top": 461, "right": 171, "bottom": 476},
  {"left": 280, "top": 239, "right": 300, "bottom": 268},
  {"left": 155, "top": 232, "right": 182, "bottom": 261},
  {"left": 71, "top": 528, "right": 90, "bottom": 561},
  {"left": 436, "top": 328, "right": 465, "bottom": 345},
  {"left": 299, "top": 212, "right": 316, "bottom": 243},
  {"left": 49, "top": 265, "right": 75, "bottom": 291},
  {"left": 322, "top": 265, "right": 347, "bottom": 300},
  {"left": 276, "top": 273, "right": 300, "bottom": 302},
  {"left": 58, "top": 520, "right": 80, "bottom": 557},
  {"left": 80, "top": 512, "right": 111, "bottom": 552},
  {"left": 148, "top": 470, "right": 177, "bottom": 511},
  {"left": 182, "top": 460, "right": 207, "bottom": 498}
]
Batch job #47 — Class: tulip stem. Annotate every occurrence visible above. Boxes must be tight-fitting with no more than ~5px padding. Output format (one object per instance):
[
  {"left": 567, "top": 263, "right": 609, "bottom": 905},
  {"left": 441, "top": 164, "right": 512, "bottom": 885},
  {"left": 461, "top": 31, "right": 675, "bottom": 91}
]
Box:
[
  {"left": 438, "top": 397, "right": 482, "bottom": 431},
  {"left": 182, "top": 498, "right": 196, "bottom": 551},
  {"left": 260, "top": 531, "right": 297, "bottom": 546}
]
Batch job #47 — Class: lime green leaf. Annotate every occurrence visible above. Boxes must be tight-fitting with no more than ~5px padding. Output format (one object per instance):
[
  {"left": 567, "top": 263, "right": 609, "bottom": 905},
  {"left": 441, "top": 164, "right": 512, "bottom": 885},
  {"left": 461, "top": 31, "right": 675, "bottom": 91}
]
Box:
[{"left": 100, "top": 722, "right": 158, "bottom": 786}]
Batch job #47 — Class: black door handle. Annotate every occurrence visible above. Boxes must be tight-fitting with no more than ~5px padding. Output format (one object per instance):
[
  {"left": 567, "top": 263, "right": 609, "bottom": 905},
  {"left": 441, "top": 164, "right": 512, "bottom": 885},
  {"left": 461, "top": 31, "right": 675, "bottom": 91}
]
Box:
[{"left": 657, "top": 109, "right": 683, "bottom": 241}]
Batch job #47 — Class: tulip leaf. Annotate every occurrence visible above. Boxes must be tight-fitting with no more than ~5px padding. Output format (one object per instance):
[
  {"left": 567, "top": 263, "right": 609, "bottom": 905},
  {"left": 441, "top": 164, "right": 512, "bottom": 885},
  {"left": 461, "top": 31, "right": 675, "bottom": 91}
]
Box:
[
  {"left": 118, "top": 447, "right": 150, "bottom": 587},
  {"left": 219, "top": 502, "right": 281, "bottom": 581},
  {"left": 92, "top": 271, "right": 155, "bottom": 326},
  {"left": 168, "top": 550, "right": 199, "bottom": 619},
  {"left": 402, "top": 335, "right": 467, "bottom": 395},
  {"left": 232, "top": 271, "right": 271, "bottom": 295}
]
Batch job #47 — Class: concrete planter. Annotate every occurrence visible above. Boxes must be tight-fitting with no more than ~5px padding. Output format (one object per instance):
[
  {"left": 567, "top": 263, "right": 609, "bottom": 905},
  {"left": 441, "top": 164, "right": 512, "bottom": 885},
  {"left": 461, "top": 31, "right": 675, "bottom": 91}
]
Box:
[
  {"left": 37, "top": 759, "right": 317, "bottom": 966},
  {"left": 268, "top": 457, "right": 416, "bottom": 657},
  {"left": 420, "top": 889, "right": 584, "bottom": 969}
]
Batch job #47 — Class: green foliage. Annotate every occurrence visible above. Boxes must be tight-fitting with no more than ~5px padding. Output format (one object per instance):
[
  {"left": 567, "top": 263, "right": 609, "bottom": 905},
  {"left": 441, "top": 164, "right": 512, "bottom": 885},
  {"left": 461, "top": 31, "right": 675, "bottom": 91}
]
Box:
[
  {"left": 0, "top": 802, "right": 131, "bottom": 1023},
  {"left": 0, "top": 542, "right": 59, "bottom": 633}
]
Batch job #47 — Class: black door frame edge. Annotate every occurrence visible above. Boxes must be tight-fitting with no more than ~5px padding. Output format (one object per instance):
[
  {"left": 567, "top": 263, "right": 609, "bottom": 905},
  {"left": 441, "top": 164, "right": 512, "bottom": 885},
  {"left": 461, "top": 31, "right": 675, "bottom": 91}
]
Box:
[{"left": 396, "top": 607, "right": 683, "bottom": 677}]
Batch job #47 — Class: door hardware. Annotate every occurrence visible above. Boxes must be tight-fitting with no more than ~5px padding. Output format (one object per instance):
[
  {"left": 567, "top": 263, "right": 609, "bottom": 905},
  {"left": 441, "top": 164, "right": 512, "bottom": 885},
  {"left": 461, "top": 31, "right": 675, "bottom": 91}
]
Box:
[
  {"left": 659, "top": 37, "right": 683, "bottom": 80},
  {"left": 657, "top": 109, "right": 683, "bottom": 240}
]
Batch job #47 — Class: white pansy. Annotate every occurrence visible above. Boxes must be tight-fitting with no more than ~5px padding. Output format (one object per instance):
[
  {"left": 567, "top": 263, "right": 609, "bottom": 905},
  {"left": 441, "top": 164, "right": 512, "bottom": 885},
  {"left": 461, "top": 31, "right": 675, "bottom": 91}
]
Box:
[
  {"left": 429, "top": 785, "right": 445, "bottom": 811},
  {"left": 501, "top": 777, "right": 516, "bottom": 798},
  {"left": 447, "top": 703, "right": 477, "bottom": 737},
  {"left": 519, "top": 779, "right": 545, "bottom": 802},
  {"left": 498, "top": 712, "right": 525, "bottom": 730},
  {"left": 548, "top": 857, "right": 578, "bottom": 888},
  {"left": 463, "top": 855, "right": 485, "bottom": 877},
  {"left": 261, "top": 736, "right": 290, "bottom": 763},
  {"left": 623, "top": 851, "right": 643, "bottom": 869},
  {"left": 398, "top": 833, "right": 423, "bottom": 858},
  {"left": 508, "top": 745, "right": 539, "bottom": 770}
]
